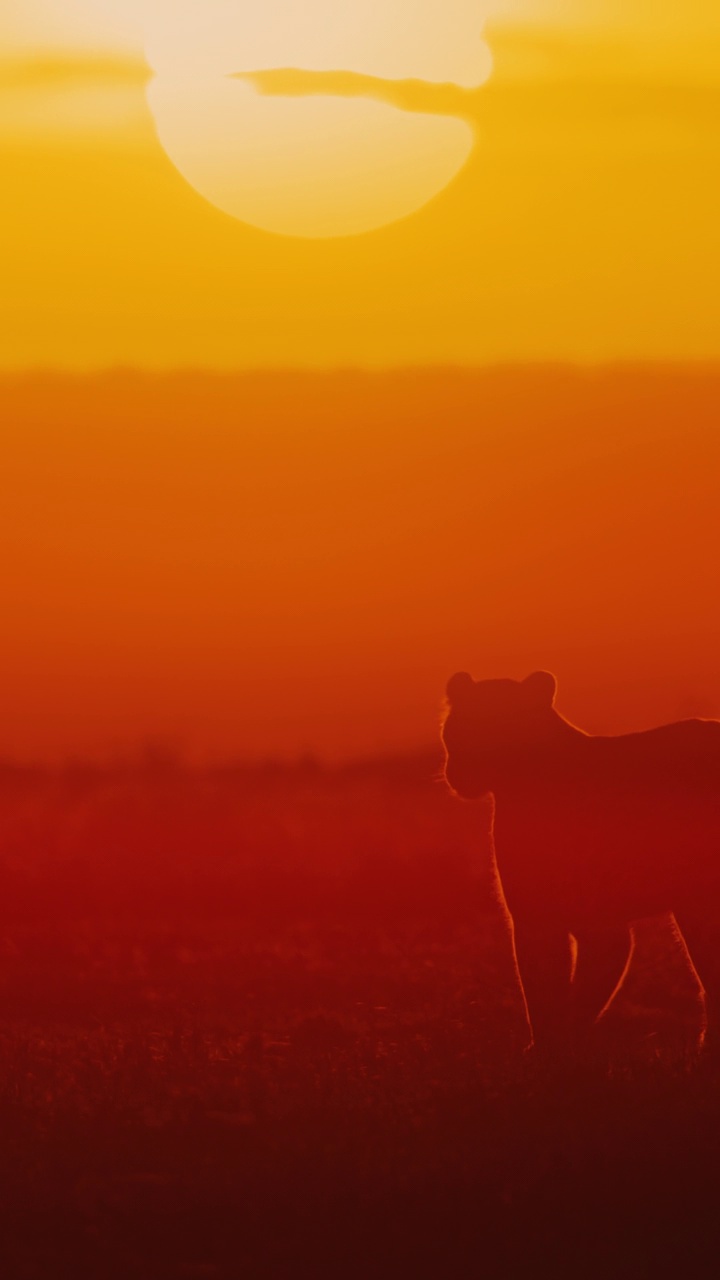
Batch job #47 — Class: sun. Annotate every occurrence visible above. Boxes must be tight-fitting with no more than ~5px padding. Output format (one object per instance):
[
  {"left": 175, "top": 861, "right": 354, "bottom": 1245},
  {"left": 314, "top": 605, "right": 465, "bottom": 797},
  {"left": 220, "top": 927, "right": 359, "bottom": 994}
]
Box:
[{"left": 141, "top": 1, "right": 494, "bottom": 239}]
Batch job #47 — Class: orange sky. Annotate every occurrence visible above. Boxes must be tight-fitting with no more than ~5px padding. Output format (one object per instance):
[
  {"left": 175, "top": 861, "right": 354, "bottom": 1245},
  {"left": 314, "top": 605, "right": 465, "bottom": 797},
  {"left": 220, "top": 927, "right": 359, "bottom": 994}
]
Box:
[
  {"left": 2, "top": 368, "right": 720, "bottom": 762},
  {"left": 1, "top": 6, "right": 718, "bottom": 760}
]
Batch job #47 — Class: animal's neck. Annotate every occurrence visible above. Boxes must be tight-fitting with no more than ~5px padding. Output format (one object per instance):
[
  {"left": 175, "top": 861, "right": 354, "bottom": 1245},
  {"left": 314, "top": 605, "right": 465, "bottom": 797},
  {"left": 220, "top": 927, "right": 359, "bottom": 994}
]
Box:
[{"left": 492, "top": 715, "right": 586, "bottom": 801}]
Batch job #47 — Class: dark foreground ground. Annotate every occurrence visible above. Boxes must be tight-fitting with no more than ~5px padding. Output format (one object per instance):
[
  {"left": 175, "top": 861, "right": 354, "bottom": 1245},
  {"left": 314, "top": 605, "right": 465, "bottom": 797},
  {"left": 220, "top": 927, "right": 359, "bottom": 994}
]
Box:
[{"left": 0, "top": 759, "right": 718, "bottom": 1279}]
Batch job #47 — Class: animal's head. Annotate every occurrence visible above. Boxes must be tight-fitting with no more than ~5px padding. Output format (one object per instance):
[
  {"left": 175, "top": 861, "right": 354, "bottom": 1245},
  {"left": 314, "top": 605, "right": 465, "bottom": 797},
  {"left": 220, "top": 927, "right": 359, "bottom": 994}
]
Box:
[{"left": 442, "top": 671, "right": 558, "bottom": 799}]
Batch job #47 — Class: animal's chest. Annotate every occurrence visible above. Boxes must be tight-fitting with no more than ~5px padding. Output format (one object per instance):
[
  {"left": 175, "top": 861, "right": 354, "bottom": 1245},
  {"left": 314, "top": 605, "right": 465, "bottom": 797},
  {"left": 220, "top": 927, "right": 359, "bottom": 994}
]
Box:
[
  {"left": 494, "top": 803, "right": 585, "bottom": 893},
  {"left": 491, "top": 787, "right": 674, "bottom": 924}
]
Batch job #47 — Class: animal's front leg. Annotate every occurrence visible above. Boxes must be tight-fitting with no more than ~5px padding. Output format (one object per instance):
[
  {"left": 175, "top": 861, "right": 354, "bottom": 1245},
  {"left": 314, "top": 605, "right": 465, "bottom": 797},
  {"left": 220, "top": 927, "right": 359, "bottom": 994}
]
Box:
[{"left": 510, "top": 914, "right": 575, "bottom": 1052}]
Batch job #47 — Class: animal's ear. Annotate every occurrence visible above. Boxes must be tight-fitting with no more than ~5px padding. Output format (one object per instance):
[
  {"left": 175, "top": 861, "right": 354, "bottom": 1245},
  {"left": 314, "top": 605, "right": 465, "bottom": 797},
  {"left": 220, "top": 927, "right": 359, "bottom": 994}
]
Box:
[
  {"left": 522, "top": 671, "right": 557, "bottom": 708},
  {"left": 446, "top": 672, "right": 475, "bottom": 705}
]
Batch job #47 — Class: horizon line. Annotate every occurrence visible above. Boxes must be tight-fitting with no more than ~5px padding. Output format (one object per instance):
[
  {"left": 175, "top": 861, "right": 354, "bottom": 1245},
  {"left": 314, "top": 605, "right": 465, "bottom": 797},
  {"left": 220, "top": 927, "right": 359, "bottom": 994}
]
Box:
[{"left": 2, "top": 361, "right": 720, "bottom": 380}]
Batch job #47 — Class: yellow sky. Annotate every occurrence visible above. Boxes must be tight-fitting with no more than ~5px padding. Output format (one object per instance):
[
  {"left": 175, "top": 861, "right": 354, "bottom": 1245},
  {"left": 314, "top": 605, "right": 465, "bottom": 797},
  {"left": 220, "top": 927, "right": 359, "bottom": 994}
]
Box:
[
  {"left": 1, "top": 1, "right": 719, "bottom": 367},
  {"left": 4, "top": 0, "right": 720, "bottom": 52}
]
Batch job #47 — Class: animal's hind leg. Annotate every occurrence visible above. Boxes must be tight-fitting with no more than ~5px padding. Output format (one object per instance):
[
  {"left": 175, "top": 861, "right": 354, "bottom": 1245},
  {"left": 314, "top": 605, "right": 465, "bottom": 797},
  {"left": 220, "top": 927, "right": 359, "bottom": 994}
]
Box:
[
  {"left": 674, "top": 909, "right": 720, "bottom": 1054},
  {"left": 571, "top": 925, "right": 634, "bottom": 1038}
]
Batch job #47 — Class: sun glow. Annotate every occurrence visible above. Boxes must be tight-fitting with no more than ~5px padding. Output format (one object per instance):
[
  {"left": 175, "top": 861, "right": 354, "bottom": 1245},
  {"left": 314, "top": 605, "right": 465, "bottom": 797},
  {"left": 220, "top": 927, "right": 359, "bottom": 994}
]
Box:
[
  {"left": 139, "top": 1, "right": 493, "bottom": 239},
  {"left": 148, "top": 75, "right": 477, "bottom": 239}
]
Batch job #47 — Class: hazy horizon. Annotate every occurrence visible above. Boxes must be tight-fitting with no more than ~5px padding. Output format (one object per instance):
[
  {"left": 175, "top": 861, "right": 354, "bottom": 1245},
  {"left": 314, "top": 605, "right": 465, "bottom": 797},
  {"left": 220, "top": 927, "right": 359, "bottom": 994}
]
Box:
[{"left": 3, "top": 364, "right": 719, "bottom": 764}]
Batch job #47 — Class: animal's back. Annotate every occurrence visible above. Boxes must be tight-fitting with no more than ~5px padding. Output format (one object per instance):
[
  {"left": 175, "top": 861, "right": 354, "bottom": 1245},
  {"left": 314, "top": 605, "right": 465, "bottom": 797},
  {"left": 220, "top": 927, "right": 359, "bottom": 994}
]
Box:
[
  {"left": 504, "top": 717, "right": 720, "bottom": 925},
  {"left": 595, "top": 716, "right": 720, "bottom": 788}
]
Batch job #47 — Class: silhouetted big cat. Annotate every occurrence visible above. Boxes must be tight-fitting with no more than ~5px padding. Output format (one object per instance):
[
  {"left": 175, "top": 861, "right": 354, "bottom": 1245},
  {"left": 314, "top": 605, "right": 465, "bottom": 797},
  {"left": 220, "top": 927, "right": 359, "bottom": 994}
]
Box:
[{"left": 442, "top": 672, "right": 720, "bottom": 1051}]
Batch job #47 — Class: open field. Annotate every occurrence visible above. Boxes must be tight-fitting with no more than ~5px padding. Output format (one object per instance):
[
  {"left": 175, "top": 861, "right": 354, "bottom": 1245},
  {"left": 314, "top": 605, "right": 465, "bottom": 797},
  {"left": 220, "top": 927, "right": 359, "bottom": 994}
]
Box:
[{"left": 1, "top": 760, "right": 718, "bottom": 1277}]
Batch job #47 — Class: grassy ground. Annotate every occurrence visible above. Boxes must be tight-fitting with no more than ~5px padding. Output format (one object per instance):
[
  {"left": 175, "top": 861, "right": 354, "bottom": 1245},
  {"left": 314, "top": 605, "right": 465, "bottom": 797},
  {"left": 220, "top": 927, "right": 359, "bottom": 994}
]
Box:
[{"left": 0, "top": 761, "right": 718, "bottom": 1278}]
